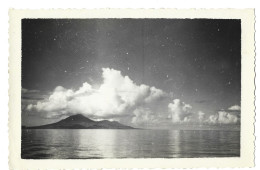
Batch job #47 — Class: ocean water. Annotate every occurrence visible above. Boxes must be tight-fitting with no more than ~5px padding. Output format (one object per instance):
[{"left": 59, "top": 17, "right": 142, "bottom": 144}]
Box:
[{"left": 22, "top": 129, "right": 240, "bottom": 159}]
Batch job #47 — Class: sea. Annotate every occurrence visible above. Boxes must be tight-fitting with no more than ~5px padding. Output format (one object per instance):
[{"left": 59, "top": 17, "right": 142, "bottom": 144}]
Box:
[{"left": 22, "top": 129, "right": 240, "bottom": 159}]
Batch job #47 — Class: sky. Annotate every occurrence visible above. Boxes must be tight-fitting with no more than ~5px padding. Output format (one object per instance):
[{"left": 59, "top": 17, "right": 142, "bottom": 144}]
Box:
[{"left": 22, "top": 19, "right": 241, "bottom": 129}]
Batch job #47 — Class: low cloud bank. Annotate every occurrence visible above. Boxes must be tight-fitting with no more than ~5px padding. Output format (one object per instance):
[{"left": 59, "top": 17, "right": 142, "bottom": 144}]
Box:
[
  {"left": 167, "top": 100, "right": 240, "bottom": 125},
  {"left": 26, "top": 68, "right": 240, "bottom": 127},
  {"left": 208, "top": 109, "right": 240, "bottom": 124}
]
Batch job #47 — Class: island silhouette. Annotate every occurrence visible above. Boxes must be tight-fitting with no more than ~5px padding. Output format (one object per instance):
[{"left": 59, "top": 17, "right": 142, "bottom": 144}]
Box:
[{"left": 22, "top": 114, "right": 134, "bottom": 129}]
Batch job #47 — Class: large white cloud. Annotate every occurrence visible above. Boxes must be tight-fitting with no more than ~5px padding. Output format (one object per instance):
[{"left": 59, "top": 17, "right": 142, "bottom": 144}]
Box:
[{"left": 27, "top": 68, "right": 166, "bottom": 119}]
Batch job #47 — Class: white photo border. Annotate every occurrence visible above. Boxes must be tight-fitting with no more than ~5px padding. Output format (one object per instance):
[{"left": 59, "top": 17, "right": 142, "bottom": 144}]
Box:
[{"left": 9, "top": 9, "right": 255, "bottom": 169}]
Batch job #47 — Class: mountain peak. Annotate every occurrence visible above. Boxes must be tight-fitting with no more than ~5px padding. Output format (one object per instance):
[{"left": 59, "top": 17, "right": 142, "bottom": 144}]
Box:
[
  {"left": 70, "top": 114, "right": 87, "bottom": 119},
  {"left": 61, "top": 114, "right": 94, "bottom": 123}
]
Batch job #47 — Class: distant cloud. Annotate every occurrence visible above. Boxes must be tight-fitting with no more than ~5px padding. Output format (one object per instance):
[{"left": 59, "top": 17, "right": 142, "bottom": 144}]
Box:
[
  {"left": 22, "top": 88, "right": 40, "bottom": 94},
  {"left": 168, "top": 99, "right": 193, "bottom": 123},
  {"left": 207, "top": 111, "right": 239, "bottom": 124},
  {"left": 27, "top": 68, "right": 167, "bottom": 120},
  {"left": 167, "top": 100, "right": 240, "bottom": 125},
  {"left": 198, "top": 111, "right": 206, "bottom": 122},
  {"left": 207, "top": 105, "right": 240, "bottom": 125},
  {"left": 131, "top": 107, "right": 159, "bottom": 126},
  {"left": 208, "top": 114, "right": 218, "bottom": 124},
  {"left": 22, "top": 96, "right": 45, "bottom": 100},
  {"left": 218, "top": 111, "right": 239, "bottom": 124},
  {"left": 22, "top": 88, "right": 45, "bottom": 112},
  {"left": 228, "top": 105, "right": 241, "bottom": 111}
]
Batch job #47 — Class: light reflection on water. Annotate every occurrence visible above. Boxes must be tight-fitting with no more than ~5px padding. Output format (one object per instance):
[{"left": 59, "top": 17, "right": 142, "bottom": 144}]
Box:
[{"left": 22, "top": 129, "right": 240, "bottom": 159}]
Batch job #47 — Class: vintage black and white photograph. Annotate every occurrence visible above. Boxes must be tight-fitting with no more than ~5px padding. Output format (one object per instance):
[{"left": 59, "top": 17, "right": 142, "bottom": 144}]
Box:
[{"left": 20, "top": 18, "right": 243, "bottom": 159}]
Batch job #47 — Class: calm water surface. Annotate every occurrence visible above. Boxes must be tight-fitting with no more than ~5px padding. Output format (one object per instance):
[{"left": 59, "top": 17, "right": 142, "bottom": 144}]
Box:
[{"left": 22, "top": 129, "right": 240, "bottom": 159}]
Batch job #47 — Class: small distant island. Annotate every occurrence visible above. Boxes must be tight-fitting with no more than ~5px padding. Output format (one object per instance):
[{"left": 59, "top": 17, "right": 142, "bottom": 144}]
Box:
[{"left": 22, "top": 114, "right": 134, "bottom": 129}]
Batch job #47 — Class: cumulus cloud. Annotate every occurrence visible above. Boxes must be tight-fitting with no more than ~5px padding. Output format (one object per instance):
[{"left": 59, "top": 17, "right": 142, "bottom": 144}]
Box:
[
  {"left": 198, "top": 111, "right": 206, "bottom": 122},
  {"left": 207, "top": 111, "right": 239, "bottom": 124},
  {"left": 166, "top": 100, "right": 240, "bottom": 125},
  {"left": 208, "top": 114, "right": 219, "bottom": 124},
  {"left": 207, "top": 106, "right": 240, "bottom": 125},
  {"left": 168, "top": 99, "right": 193, "bottom": 123},
  {"left": 22, "top": 88, "right": 46, "bottom": 112},
  {"left": 218, "top": 111, "right": 239, "bottom": 124},
  {"left": 131, "top": 107, "right": 159, "bottom": 126},
  {"left": 228, "top": 105, "right": 241, "bottom": 111},
  {"left": 27, "top": 68, "right": 166, "bottom": 119}
]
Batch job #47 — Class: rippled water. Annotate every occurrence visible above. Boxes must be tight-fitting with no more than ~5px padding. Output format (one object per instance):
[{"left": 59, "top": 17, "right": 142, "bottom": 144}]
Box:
[{"left": 22, "top": 129, "right": 240, "bottom": 159}]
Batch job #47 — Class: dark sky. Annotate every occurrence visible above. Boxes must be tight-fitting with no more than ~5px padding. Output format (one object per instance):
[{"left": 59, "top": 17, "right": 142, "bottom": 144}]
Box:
[{"left": 22, "top": 19, "right": 241, "bottom": 127}]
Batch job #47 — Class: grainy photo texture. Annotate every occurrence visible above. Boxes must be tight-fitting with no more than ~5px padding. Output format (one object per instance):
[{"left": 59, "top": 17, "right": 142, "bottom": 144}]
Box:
[
  {"left": 9, "top": 9, "right": 255, "bottom": 169},
  {"left": 21, "top": 19, "right": 241, "bottom": 159}
]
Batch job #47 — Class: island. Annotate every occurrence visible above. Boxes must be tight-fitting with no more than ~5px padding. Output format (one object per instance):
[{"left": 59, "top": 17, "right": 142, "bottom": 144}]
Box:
[{"left": 22, "top": 114, "right": 134, "bottom": 129}]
